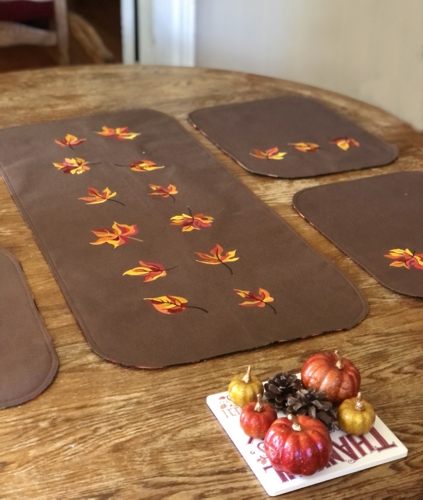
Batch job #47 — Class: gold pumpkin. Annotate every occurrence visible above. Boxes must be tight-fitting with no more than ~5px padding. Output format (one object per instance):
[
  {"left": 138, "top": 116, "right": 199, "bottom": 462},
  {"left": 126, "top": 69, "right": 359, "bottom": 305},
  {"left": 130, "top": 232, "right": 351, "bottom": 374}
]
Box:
[
  {"left": 228, "top": 366, "right": 263, "bottom": 407},
  {"left": 337, "top": 392, "right": 375, "bottom": 436}
]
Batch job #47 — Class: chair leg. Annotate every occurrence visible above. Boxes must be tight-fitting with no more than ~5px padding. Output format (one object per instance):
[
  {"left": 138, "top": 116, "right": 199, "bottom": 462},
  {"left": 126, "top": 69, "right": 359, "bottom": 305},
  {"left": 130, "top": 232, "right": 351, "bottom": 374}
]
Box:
[{"left": 54, "top": 0, "right": 69, "bottom": 65}]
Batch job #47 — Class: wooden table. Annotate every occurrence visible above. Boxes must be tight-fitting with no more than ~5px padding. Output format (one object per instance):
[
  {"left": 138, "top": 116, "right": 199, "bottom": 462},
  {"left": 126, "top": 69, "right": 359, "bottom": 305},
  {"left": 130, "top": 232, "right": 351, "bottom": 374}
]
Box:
[{"left": 0, "top": 65, "right": 422, "bottom": 499}]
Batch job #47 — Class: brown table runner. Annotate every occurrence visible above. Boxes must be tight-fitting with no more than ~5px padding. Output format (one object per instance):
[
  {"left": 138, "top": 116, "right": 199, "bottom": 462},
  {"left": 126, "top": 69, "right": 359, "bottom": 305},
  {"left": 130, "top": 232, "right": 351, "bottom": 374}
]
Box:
[
  {"left": 0, "top": 109, "right": 367, "bottom": 368},
  {"left": 189, "top": 96, "right": 398, "bottom": 178},
  {"left": 293, "top": 171, "right": 423, "bottom": 297},
  {"left": 0, "top": 248, "right": 58, "bottom": 407}
]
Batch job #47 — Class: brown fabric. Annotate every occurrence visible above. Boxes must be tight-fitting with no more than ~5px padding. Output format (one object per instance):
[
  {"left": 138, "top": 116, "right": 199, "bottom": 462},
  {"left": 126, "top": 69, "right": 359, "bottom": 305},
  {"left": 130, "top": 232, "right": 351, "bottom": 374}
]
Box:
[
  {"left": 189, "top": 96, "right": 398, "bottom": 178},
  {"left": 0, "top": 248, "right": 58, "bottom": 408},
  {"left": 293, "top": 171, "right": 423, "bottom": 298},
  {"left": 0, "top": 109, "right": 367, "bottom": 368}
]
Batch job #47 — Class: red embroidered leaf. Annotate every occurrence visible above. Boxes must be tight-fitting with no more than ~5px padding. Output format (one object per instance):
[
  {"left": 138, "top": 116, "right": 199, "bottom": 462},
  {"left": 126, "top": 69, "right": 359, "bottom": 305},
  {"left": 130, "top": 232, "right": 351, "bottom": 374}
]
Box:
[
  {"left": 195, "top": 244, "right": 239, "bottom": 274},
  {"left": 96, "top": 126, "right": 140, "bottom": 140},
  {"left": 124, "top": 261, "right": 168, "bottom": 282},
  {"left": 234, "top": 288, "right": 276, "bottom": 313},
  {"left": 149, "top": 184, "right": 178, "bottom": 201},
  {"left": 330, "top": 138, "right": 360, "bottom": 151},
  {"left": 384, "top": 248, "right": 423, "bottom": 270},
  {"left": 170, "top": 209, "right": 214, "bottom": 232},
  {"left": 144, "top": 295, "right": 208, "bottom": 314},
  {"left": 79, "top": 187, "right": 118, "bottom": 205},
  {"left": 53, "top": 157, "right": 90, "bottom": 174},
  {"left": 250, "top": 147, "right": 287, "bottom": 160},
  {"left": 55, "top": 134, "right": 86, "bottom": 148},
  {"left": 90, "top": 222, "right": 141, "bottom": 248},
  {"left": 288, "top": 142, "right": 319, "bottom": 153}
]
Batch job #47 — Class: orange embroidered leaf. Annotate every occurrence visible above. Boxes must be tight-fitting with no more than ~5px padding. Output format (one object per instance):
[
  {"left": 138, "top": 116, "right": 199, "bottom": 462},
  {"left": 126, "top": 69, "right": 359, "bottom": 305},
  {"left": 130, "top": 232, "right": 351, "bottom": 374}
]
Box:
[
  {"left": 170, "top": 210, "right": 214, "bottom": 232},
  {"left": 144, "top": 295, "right": 208, "bottom": 314},
  {"left": 90, "top": 222, "right": 141, "bottom": 248},
  {"left": 124, "top": 261, "right": 167, "bottom": 282},
  {"left": 195, "top": 244, "right": 239, "bottom": 275},
  {"left": 53, "top": 157, "right": 90, "bottom": 175},
  {"left": 149, "top": 184, "right": 178, "bottom": 201},
  {"left": 384, "top": 248, "right": 423, "bottom": 270},
  {"left": 130, "top": 160, "right": 165, "bottom": 172},
  {"left": 55, "top": 134, "right": 86, "bottom": 148},
  {"left": 288, "top": 142, "right": 319, "bottom": 153},
  {"left": 250, "top": 147, "right": 287, "bottom": 160},
  {"left": 96, "top": 126, "right": 140, "bottom": 140},
  {"left": 79, "top": 187, "right": 119, "bottom": 205},
  {"left": 234, "top": 288, "right": 276, "bottom": 314},
  {"left": 330, "top": 137, "right": 360, "bottom": 150}
]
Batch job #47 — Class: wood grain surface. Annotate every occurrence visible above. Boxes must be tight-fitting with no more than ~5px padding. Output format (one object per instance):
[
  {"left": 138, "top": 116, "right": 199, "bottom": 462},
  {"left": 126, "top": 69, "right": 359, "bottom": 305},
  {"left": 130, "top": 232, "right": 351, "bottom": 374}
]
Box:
[{"left": 0, "top": 65, "right": 422, "bottom": 499}]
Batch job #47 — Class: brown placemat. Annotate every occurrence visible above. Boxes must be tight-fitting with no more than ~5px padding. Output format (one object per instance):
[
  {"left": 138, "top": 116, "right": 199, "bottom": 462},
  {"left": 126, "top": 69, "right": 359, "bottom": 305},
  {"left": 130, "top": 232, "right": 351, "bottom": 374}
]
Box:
[
  {"left": 189, "top": 96, "right": 398, "bottom": 178},
  {"left": 0, "top": 248, "right": 58, "bottom": 408},
  {"left": 0, "top": 109, "right": 367, "bottom": 368},
  {"left": 293, "top": 171, "right": 423, "bottom": 297}
]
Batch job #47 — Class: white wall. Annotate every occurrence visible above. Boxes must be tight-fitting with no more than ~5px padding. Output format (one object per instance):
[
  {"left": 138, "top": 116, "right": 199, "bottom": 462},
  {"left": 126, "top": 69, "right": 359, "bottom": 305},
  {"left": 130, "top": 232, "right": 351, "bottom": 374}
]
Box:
[{"left": 196, "top": 0, "right": 423, "bottom": 130}]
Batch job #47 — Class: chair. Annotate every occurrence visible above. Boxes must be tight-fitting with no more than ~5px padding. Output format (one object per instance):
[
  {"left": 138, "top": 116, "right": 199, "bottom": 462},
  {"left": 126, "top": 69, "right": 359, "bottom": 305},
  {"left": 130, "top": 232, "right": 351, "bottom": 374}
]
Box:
[{"left": 0, "top": 0, "right": 113, "bottom": 65}]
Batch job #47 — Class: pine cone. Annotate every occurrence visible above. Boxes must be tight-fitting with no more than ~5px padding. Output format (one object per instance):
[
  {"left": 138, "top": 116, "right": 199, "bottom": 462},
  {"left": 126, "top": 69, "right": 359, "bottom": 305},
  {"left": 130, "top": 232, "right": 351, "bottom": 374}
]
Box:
[
  {"left": 263, "top": 372, "right": 302, "bottom": 411},
  {"left": 285, "top": 387, "right": 338, "bottom": 431}
]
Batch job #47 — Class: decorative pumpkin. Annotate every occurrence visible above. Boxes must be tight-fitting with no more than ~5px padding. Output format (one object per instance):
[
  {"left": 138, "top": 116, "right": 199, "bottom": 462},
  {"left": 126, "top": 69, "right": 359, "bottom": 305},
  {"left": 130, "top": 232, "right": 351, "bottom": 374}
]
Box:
[
  {"left": 264, "top": 414, "right": 332, "bottom": 476},
  {"left": 338, "top": 392, "right": 375, "bottom": 436},
  {"left": 240, "top": 394, "right": 277, "bottom": 439},
  {"left": 301, "top": 350, "right": 360, "bottom": 405},
  {"left": 228, "top": 365, "right": 263, "bottom": 407}
]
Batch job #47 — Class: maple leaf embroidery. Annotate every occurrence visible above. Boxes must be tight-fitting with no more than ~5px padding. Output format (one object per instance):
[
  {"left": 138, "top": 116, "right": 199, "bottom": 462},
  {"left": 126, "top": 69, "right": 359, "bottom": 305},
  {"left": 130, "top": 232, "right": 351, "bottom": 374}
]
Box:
[
  {"left": 131, "top": 160, "right": 164, "bottom": 172},
  {"left": 170, "top": 208, "right": 213, "bottom": 232},
  {"left": 195, "top": 244, "right": 239, "bottom": 275},
  {"left": 250, "top": 147, "right": 287, "bottom": 160},
  {"left": 288, "top": 142, "right": 319, "bottom": 153},
  {"left": 234, "top": 288, "right": 276, "bottom": 314},
  {"left": 384, "top": 248, "right": 423, "bottom": 270},
  {"left": 96, "top": 126, "right": 140, "bottom": 140},
  {"left": 79, "top": 187, "right": 124, "bottom": 206},
  {"left": 55, "top": 134, "right": 86, "bottom": 148},
  {"left": 123, "top": 261, "right": 178, "bottom": 282},
  {"left": 53, "top": 157, "right": 91, "bottom": 174},
  {"left": 330, "top": 138, "right": 360, "bottom": 150},
  {"left": 149, "top": 184, "right": 178, "bottom": 201},
  {"left": 144, "top": 295, "right": 208, "bottom": 314},
  {"left": 90, "top": 222, "right": 142, "bottom": 248}
]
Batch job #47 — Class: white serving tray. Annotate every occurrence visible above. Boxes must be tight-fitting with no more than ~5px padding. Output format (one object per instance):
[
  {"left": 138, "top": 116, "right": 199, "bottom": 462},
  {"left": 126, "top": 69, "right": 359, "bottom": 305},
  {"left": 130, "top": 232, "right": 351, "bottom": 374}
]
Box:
[{"left": 207, "top": 389, "right": 408, "bottom": 496}]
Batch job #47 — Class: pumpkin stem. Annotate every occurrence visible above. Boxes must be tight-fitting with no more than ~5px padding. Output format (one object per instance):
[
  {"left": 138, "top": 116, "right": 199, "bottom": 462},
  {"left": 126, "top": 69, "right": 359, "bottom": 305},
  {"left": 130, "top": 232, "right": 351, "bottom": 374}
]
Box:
[
  {"left": 288, "top": 413, "right": 302, "bottom": 431},
  {"left": 254, "top": 394, "right": 265, "bottom": 412},
  {"left": 242, "top": 365, "right": 252, "bottom": 384},
  {"left": 355, "top": 392, "right": 365, "bottom": 411},
  {"left": 334, "top": 350, "right": 344, "bottom": 369}
]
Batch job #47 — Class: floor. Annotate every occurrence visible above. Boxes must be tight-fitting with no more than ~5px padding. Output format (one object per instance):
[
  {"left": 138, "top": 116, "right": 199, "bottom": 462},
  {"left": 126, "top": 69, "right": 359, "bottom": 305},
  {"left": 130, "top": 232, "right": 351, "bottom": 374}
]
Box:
[{"left": 0, "top": 0, "right": 122, "bottom": 72}]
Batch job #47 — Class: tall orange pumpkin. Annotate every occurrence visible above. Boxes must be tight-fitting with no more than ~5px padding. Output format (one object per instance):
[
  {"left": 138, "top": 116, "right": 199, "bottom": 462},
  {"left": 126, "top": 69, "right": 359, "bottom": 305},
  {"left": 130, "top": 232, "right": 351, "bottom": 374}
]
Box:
[{"left": 301, "top": 350, "right": 360, "bottom": 405}]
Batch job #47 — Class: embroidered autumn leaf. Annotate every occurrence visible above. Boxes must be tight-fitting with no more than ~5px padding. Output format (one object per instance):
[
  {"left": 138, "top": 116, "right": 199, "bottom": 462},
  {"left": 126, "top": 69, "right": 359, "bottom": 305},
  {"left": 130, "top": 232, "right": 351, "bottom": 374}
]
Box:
[
  {"left": 330, "top": 138, "right": 360, "bottom": 150},
  {"left": 149, "top": 184, "right": 178, "bottom": 201},
  {"left": 79, "top": 187, "right": 124, "bottom": 206},
  {"left": 132, "top": 160, "right": 165, "bottom": 172},
  {"left": 96, "top": 126, "right": 140, "bottom": 140},
  {"left": 170, "top": 208, "right": 214, "bottom": 232},
  {"left": 234, "top": 288, "right": 276, "bottom": 314},
  {"left": 90, "top": 222, "right": 142, "bottom": 248},
  {"left": 384, "top": 248, "right": 423, "bottom": 270},
  {"left": 123, "top": 261, "right": 178, "bottom": 282},
  {"left": 288, "top": 142, "right": 319, "bottom": 153},
  {"left": 144, "top": 295, "right": 208, "bottom": 314},
  {"left": 53, "top": 157, "right": 91, "bottom": 175},
  {"left": 55, "top": 134, "right": 86, "bottom": 148},
  {"left": 195, "top": 244, "right": 239, "bottom": 275},
  {"left": 250, "top": 147, "right": 287, "bottom": 160}
]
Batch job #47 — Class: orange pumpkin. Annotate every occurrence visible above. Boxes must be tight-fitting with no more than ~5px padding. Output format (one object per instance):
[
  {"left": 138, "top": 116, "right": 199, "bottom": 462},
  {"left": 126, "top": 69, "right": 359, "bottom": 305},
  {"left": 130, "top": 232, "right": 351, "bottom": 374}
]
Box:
[{"left": 301, "top": 350, "right": 360, "bottom": 405}]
